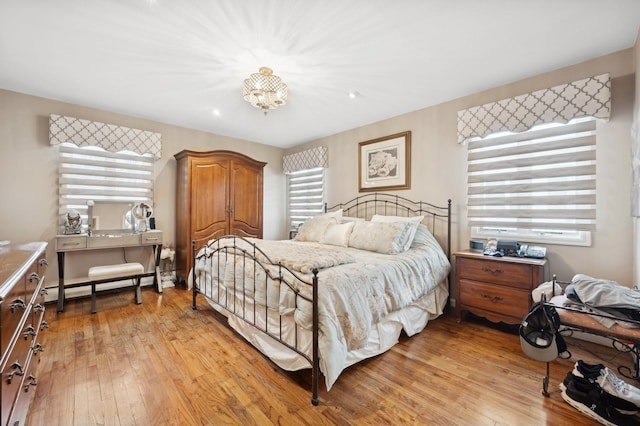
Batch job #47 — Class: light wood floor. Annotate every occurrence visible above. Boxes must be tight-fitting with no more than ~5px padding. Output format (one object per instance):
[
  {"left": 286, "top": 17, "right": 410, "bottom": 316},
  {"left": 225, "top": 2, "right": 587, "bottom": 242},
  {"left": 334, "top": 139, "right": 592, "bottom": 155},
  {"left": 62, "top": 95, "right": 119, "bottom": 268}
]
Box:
[{"left": 26, "top": 286, "right": 633, "bottom": 425}]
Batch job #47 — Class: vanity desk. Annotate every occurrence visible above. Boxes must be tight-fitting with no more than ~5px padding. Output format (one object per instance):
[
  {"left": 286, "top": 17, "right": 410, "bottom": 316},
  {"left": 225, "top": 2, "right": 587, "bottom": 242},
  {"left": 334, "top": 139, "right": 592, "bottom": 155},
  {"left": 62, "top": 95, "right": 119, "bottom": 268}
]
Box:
[{"left": 55, "top": 230, "right": 163, "bottom": 312}]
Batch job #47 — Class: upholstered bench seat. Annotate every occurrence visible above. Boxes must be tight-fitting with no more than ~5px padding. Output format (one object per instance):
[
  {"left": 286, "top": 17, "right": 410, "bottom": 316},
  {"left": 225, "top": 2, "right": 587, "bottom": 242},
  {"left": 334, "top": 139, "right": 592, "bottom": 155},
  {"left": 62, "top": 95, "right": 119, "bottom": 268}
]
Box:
[
  {"left": 88, "top": 263, "right": 144, "bottom": 280},
  {"left": 88, "top": 262, "right": 145, "bottom": 313}
]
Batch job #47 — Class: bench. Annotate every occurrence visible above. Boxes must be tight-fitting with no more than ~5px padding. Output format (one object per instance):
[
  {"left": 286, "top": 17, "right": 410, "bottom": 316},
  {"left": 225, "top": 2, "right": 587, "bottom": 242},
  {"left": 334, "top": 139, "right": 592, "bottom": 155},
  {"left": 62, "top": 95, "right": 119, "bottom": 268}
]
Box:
[
  {"left": 537, "top": 278, "right": 640, "bottom": 395},
  {"left": 87, "top": 262, "right": 145, "bottom": 313}
]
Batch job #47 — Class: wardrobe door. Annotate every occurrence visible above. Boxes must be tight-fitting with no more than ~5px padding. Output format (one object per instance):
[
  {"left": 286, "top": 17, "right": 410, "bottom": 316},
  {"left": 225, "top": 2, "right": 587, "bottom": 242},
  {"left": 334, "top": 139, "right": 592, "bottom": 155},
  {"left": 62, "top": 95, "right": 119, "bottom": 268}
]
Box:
[
  {"left": 229, "top": 159, "right": 263, "bottom": 238},
  {"left": 191, "top": 156, "right": 230, "bottom": 243}
]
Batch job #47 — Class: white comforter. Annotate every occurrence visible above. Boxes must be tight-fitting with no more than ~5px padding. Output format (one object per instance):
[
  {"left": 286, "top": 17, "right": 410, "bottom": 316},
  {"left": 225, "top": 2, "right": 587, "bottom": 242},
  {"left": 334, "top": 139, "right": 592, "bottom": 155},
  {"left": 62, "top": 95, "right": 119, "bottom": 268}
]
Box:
[{"left": 193, "top": 234, "right": 450, "bottom": 389}]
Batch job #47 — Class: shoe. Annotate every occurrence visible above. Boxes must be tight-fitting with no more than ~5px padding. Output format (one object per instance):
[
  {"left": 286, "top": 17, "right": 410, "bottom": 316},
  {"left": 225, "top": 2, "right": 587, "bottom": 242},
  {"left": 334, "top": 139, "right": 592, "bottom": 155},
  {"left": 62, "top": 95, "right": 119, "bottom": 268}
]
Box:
[
  {"left": 574, "top": 360, "right": 606, "bottom": 379},
  {"left": 574, "top": 360, "right": 640, "bottom": 408},
  {"left": 560, "top": 371, "right": 639, "bottom": 415},
  {"left": 598, "top": 368, "right": 640, "bottom": 408},
  {"left": 561, "top": 379, "right": 640, "bottom": 425}
]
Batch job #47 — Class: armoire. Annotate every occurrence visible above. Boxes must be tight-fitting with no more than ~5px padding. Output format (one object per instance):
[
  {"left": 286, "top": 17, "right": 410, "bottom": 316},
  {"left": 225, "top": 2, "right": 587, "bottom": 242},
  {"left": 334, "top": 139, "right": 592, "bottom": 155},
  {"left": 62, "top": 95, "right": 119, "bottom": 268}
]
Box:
[{"left": 174, "top": 150, "right": 266, "bottom": 283}]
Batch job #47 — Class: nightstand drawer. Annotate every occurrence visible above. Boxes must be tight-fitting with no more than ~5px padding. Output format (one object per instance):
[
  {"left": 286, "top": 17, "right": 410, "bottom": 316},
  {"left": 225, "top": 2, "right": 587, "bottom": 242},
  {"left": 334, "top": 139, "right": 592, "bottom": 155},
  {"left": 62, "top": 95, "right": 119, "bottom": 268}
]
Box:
[
  {"left": 456, "top": 257, "right": 533, "bottom": 289},
  {"left": 459, "top": 279, "right": 531, "bottom": 320}
]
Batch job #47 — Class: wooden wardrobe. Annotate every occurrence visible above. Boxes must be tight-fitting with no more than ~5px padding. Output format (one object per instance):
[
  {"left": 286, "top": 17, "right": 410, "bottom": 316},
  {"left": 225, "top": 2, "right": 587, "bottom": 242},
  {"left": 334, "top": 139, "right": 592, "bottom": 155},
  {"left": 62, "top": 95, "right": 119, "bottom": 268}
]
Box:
[{"left": 174, "top": 150, "right": 266, "bottom": 283}]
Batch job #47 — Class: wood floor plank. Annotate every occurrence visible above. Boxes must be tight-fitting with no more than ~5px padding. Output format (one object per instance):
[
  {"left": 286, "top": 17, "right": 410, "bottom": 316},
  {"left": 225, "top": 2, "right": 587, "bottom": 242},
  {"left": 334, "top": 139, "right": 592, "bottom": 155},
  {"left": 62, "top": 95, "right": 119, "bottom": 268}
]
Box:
[{"left": 26, "top": 286, "right": 629, "bottom": 425}]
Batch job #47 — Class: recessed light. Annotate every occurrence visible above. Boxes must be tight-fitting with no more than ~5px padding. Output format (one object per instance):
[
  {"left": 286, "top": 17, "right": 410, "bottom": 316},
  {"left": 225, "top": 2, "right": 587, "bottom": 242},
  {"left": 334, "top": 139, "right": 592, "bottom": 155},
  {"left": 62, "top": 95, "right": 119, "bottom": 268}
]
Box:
[
  {"left": 348, "top": 91, "right": 360, "bottom": 99},
  {"left": 212, "top": 109, "right": 221, "bottom": 117}
]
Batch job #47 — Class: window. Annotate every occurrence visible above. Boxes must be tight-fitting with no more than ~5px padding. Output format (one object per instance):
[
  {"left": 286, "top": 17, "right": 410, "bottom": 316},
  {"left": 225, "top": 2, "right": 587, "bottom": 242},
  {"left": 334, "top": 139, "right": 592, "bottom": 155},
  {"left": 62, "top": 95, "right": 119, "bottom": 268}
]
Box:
[
  {"left": 286, "top": 167, "right": 325, "bottom": 231},
  {"left": 468, "top": 117, "right": 596, "bottom": 246},
  {"left": 57, "top": 143, "right": 154, "bottom": 232}
]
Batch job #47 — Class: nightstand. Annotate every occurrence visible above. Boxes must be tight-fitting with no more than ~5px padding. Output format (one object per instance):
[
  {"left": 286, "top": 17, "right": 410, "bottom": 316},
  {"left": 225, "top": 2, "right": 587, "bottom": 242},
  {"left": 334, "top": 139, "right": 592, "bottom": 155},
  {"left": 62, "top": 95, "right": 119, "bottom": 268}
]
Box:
[{"left": 454, "top": 250, "right": 547, "bottom": 325}]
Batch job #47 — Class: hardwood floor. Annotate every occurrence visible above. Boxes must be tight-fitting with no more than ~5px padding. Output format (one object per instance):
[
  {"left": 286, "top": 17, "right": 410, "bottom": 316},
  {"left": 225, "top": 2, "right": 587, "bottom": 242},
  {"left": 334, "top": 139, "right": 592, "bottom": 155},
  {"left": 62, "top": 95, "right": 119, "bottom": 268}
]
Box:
[{"left": 25, "top": 286, "right": 632, "bottom": 425}]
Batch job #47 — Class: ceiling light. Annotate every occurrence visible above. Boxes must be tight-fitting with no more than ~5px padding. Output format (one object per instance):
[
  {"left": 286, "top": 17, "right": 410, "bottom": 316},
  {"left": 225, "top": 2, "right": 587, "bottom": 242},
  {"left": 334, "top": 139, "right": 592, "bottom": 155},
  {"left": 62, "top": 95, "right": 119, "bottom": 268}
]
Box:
[{"left": 243, "top": 67, "right": 288, "bottom": 112}]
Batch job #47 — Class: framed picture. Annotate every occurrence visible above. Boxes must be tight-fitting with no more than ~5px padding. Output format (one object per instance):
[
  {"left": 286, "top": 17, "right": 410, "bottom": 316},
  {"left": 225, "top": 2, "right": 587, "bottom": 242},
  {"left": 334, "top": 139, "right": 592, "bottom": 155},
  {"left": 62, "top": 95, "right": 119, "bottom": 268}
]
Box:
[{"left": 358, "top": 131, "right": 411, "bottom": 192}]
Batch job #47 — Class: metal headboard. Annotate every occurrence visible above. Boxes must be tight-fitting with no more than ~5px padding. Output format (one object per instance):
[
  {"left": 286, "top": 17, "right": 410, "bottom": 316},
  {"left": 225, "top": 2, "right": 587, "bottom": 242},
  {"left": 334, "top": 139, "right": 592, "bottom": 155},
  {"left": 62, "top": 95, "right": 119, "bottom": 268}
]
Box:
[{"left": 325, "top": 192, "right": 452, "bottom": 259}]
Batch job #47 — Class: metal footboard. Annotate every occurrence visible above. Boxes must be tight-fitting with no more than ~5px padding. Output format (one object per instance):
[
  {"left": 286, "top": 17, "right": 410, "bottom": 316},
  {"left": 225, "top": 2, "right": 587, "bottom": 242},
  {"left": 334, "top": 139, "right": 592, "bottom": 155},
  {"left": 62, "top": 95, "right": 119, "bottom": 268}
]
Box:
[{"left": 191, "top": 237, "right": 321, "bottom": 405}]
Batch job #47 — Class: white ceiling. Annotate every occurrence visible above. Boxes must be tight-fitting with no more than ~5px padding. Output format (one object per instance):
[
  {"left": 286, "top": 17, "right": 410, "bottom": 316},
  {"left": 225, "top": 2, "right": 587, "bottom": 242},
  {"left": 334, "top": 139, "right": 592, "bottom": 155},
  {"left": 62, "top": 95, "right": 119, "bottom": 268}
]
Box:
[{"left": 1, "top": 1, "right": 639, "bottom": 149}]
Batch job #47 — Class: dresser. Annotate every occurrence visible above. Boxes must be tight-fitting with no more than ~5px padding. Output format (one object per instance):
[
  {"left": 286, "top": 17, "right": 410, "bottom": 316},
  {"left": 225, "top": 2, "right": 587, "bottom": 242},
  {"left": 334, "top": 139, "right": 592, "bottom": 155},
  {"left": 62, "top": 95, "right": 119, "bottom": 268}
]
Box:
[
  {"left": 174, "top": 150, "right": 266, "bottom": 283},
  {"left": 454, "top": 250, "right": 547, "bottom": 325},
  {"left": 0, "top": 242, "right": 48, "bottom": 425}
]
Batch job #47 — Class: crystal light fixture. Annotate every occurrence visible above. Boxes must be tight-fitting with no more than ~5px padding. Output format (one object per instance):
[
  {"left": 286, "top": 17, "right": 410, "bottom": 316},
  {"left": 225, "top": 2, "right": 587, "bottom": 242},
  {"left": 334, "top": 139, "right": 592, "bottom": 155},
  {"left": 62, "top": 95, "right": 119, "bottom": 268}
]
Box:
[{"left": 243, "top": 67, "right": 288, "bottom": 112}]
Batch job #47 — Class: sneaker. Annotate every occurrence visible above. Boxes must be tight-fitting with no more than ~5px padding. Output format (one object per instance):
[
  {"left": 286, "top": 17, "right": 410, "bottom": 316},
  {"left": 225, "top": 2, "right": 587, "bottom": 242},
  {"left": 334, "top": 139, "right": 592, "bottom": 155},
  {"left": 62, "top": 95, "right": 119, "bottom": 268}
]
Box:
[
  {"left": 598, "top": 367, "right": 640, "bottom": 408},
  {"left": 574, "top": 360, "right": 640, "bottom": 408},
  {"left": 574, "top": 360, "right": 606, "bottom": 379},
  {"left": 560, "top": 371, "right": 639, "bottom": 415},
  {"left": 561, "top": 379, "right": 640, "bottom": 425}
]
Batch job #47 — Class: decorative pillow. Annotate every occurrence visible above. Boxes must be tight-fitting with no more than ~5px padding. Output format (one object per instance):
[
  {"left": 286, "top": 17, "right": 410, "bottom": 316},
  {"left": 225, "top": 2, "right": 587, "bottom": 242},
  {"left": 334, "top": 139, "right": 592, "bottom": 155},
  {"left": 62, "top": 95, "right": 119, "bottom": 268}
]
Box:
[
  {"left": 295, "top": 216, "right": 338, "bottom": 242},
  {"left": 410, "top": 224, "right": 438, "bottom": 248},
  {"left": 319, "top": 209, "right": 343, "bottom": 220},
  {"left": 320, "top": 221, "right": 355, "bottom": 247},
  {"left": 340, "top": 216, "right": 365, "bottom": 224},
  {"left": 370, "top": 214, "right": 424, "bottom": 251},
  {"left": 348, "top": 221, "right": 415, "bottom": 254}
]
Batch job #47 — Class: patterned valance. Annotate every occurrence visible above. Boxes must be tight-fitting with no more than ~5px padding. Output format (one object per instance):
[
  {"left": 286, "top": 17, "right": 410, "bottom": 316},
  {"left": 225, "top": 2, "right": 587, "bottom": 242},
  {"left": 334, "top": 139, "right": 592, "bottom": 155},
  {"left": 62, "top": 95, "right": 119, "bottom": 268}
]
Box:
[
  {"left": 283, "top": 146, "right": 328, "bottom": 173},
  {"left": 49, "top": 114, "right": 162, "bottom": 159},
  {"left": 457, "top": 73, "right": 611, "bottom": 144}
]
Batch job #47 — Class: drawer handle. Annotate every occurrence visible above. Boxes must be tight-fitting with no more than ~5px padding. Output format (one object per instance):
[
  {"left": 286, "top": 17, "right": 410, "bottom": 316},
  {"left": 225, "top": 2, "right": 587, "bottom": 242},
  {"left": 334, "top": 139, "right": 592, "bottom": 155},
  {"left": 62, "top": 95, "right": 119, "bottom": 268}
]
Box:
[
  {"left": 481, "top": 293, "right": 503, "bottom": 303},
  {"left": 39, "top": 258, "right": 48, "bottom": 266},
  {"left": 145, "top": 237, "right": 160, "bottom": 241},
  {"left": 62, "top": 242, "right": 82, "bottom": 247},
  {"left": 6, "top": 361, "right": 24, "bottom": 385},
  {"left": 40, "top": 320, "right": 49, "bottom": 331},
  {"left": 23, "top": 324, "right": 37, "bottom": 340},
  {"left": 24, "top": 374, "right": 37, "bottom": 392},
  {"left": 9, "top": 298, "right": 26, "bottom": 313},
  {"left": 35, "top": 304, "right": 45, "bottom": 313},
  {"left": 29, "top": 272, "right": 40, "bottom": 282},
  {"left": 482, "top": 266, "right": 504, "bottom": 275},
  {"left": 33, "top": 343, "right": 45, "bottom": 354},
  {"left": 40, "top": 287, "right": 49, "bottom": 296}
]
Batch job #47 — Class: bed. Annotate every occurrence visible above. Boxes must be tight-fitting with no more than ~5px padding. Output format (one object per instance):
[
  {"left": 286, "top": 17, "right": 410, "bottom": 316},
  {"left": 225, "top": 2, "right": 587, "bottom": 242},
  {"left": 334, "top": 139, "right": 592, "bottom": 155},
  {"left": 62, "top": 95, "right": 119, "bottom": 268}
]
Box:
[{"left": 190, "top": 193, "right": 452, "bottom": 405}]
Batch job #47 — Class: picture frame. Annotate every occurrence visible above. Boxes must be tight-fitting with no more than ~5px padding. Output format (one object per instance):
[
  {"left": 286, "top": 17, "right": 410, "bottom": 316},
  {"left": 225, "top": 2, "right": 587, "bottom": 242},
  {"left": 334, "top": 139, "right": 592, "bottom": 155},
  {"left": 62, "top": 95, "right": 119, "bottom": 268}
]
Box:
[{"left": 358, "top": 131, "right": 411, "bottom": 192}]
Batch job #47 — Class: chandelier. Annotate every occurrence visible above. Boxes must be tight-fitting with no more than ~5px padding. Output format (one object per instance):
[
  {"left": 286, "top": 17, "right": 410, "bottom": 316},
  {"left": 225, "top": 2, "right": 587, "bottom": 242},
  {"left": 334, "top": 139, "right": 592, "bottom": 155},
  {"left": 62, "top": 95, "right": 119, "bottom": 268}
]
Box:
[{"left": 243, "top": 67, "right": 288, "bottom": 112}]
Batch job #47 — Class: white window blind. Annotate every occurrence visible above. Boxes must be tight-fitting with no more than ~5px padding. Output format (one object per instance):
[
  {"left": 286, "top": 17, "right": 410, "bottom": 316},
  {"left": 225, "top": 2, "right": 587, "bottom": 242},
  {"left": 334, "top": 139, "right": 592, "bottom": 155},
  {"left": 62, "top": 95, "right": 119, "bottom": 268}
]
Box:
[
  {"left": 57, "top": 143, "right": 154, "bottom": 231},
  {"left": 467, "top": 117, "right": 596, "bottom": 242},
  {"left": 287, "top": 167, "right": 325, "bottom": 230}
]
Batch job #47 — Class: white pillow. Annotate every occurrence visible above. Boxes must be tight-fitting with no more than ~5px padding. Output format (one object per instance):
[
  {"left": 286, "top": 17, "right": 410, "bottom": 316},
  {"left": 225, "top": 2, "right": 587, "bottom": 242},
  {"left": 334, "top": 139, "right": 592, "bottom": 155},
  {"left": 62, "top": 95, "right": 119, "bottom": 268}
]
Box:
[
  {"left": 410, "top": 224, "right": 438, "bottom": 248},
  {"left": 295, "top": 216, "right": 338, "bottom": 242},
  {"left": 348, "top": 221, "right": 414, "bottom": 254},
  {"left": 370, "top": 214, "right": 424, "bottom": 251},
  {"left": 320, "top": 221, "right": 355, "bottom": 247},
  {"left": 320, "top": 209, "right": 343, "bottom": 220},
  {"left": 340, "top": 216, "right": 365, "bottom": 224}
]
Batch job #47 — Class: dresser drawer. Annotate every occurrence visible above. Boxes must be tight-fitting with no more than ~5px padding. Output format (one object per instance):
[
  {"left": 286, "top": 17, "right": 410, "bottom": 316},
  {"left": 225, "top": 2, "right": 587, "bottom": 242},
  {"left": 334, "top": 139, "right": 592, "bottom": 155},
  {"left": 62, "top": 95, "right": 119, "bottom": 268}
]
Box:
[
  {"left": 56, "top": 235, "right": 87, "bottom": 251},
  {"left": 25, "top": 259, "right": 46, "bottom": 303},
  {"left": 8, "top": 347, "right": 38, "bottom": 426},
  {"left": 459, "top": 279, "right": 531, "bottom": 321},
  {"left": 0, "top": 285, "right": 27, "bottom": 356},
  {"left": 456, "top": 256, "right": 534, "bottom": 289},
  {"left": 141, "top": 231, "right": 162, "bottom": 245},
  {"left": 0, "top": 323, "right": 32, "bottom": 426}
]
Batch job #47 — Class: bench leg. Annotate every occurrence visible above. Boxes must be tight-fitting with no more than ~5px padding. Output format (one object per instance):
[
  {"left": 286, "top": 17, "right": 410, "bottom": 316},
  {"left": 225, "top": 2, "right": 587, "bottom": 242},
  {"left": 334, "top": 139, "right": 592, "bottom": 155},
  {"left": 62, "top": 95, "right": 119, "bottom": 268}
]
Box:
[
  {"left": 91, "top": 283, "right": 97, "bottom": 314},
  {"left": 135, "top": 276, "right": 142, "bottom": 305}
]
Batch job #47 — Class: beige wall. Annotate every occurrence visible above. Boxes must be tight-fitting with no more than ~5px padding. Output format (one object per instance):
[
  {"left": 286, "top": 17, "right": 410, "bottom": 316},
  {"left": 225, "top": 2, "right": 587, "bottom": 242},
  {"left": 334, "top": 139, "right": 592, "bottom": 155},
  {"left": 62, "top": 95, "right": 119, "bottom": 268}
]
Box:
[
  {"left": 0, "top": 90, "right": 286, "bottom": 282},
  {"left": 288, "top": 49, "right": 637, "bottom": 293},
  {"left": 634, "top": 28, "right": 640, "bottom": 284},
  {"left": 2, "top": 47, "right": 637, "bottom": 298}
]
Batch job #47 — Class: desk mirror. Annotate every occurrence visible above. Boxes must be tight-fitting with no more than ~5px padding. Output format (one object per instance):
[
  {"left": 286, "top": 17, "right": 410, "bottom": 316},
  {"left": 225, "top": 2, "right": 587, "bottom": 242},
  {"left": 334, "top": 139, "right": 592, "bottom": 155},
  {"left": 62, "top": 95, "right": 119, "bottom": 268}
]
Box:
[{"left": 87, "top": 201, "right": 135, "bottom": 234}]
